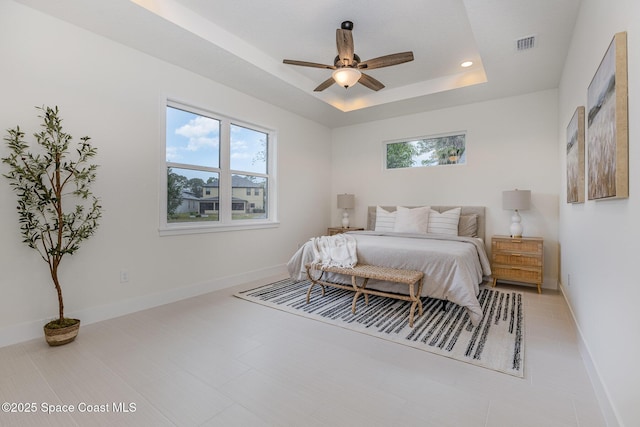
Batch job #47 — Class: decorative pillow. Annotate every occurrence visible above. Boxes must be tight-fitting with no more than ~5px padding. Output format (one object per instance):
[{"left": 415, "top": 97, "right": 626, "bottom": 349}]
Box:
[
  {"left": 427, "top": 207, "right": 461, "bottom": 235},
  {"left": 374, "top": 206, "right": 396, "bottom": 232},
  {"left": 393, "top": 206, "right": 430, "bottom": 234},
  {"left": 458, "top": 214, "right": 478, "bottom": 237}
]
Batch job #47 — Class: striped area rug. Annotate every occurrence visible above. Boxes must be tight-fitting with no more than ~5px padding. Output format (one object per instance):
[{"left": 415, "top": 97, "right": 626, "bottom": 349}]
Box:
[{"left": 235, "top": 279, "right": 524, "bottom": 377}]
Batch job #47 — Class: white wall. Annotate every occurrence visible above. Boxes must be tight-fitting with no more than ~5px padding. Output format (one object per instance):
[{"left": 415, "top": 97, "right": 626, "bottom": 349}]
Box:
[
  {"left": 0, "top": 1, "right": 332, "bottom": 345},
  {"left": 331, "top": 90, "right": 560, "bottom": 288},
  {"left": 558, "top": 0, "right": 640, "bottom": 425}
]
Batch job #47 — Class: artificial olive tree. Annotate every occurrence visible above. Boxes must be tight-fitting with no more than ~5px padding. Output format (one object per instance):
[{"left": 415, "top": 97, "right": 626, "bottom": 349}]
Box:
[{"left": 2, "top": 106, "right": 102, "bottom": 328}]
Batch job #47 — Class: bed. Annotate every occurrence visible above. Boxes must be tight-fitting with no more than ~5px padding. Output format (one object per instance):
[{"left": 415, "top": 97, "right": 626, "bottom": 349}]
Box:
[{"left": 286, "top": 205, "right": 492, "bottom": 325}]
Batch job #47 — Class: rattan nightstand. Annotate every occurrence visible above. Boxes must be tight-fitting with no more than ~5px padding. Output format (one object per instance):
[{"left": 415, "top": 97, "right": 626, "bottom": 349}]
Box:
[{"left": 491, "top": 235, "right": 544, "bottom": 293}]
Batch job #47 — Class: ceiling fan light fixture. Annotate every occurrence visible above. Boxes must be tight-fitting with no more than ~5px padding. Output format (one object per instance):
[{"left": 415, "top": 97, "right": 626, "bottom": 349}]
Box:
[
  {"left": 283, "top": 21, "right": 413, "bottom": 93},
  {"left": 332, "top": 67, "right": 361, "bottom": 88}
]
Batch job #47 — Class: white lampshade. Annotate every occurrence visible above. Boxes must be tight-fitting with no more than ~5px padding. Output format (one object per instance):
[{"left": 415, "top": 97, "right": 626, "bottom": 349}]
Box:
[
  {"left": 502, "top": 190, "right": 531, "bottom": 211},
  {"left": 502, "top": 190, "right": 531, "bottom": 238},
  {"left": 337, "top": 193, "right": 355, "bottom": 209},
  {"left": 332, "top": 68, "right": 361, "bottom": 88}
]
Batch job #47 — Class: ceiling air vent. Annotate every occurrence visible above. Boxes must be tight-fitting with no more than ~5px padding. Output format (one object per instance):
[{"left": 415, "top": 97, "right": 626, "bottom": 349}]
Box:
[{"left": 516, "top": 35, "right": 536, "bottom": 51}]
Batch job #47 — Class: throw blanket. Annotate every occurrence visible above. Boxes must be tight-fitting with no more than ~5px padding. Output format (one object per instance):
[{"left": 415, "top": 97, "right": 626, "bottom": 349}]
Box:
[{"left": 310, "top": 234, "right": 358, "bottom": 268}]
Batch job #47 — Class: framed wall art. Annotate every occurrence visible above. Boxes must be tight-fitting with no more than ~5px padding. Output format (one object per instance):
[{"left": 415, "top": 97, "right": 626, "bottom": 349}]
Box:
[
  {"left": 567, "top": 106, "right": 585, "bottom": 203},
  {"left": 587, "top": 31, "right": 628, "bottom": 200}
]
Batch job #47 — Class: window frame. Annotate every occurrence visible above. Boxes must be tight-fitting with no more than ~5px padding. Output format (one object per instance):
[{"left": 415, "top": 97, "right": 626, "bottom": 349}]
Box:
[
  {"left": 383, "top": 131, "right": 467, "bottom": 170},
  {"left": 160, "top": 99, "right": 278, "bottom": 236}
]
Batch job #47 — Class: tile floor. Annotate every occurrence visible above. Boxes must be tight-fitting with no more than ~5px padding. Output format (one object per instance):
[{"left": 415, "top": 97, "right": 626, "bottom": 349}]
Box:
[{"left": 0, "top": 276, "right": 606, "bottom": 426}]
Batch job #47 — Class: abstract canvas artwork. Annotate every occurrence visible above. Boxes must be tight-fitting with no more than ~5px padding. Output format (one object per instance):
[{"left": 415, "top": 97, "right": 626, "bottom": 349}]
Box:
[
  {"left": 567, "top": 106, "right": 585, "bottom": 203},
  {"left": 587, "top": 32, "right": 628, "bottom": 200}
]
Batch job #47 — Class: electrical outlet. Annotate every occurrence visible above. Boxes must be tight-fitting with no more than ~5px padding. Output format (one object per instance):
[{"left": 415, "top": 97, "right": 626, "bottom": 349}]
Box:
[{"left": 120, "top": 270, "right": 129, "bottom": 283}]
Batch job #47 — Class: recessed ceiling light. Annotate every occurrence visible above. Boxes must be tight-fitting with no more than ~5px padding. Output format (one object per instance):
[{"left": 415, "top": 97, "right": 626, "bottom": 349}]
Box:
[{"left": 461, "top": 61, "right": 473, "bottom": 68}]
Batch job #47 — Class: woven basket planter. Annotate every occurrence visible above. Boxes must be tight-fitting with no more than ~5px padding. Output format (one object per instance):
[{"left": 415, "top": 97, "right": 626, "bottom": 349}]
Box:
[{"left": 43, "top": 319, "right": 80, "bottom": 346}]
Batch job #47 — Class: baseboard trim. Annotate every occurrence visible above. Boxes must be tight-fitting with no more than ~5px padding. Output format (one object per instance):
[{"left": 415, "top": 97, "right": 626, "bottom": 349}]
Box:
[
  {"left": 0, "top": 264, "right": 288, "bottom": 349},
  {"left": 558, "top": 282, "right": 620, "bottom": 427}
]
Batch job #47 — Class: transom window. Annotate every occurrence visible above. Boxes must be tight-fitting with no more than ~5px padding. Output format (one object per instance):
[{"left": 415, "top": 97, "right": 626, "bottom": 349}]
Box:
[
  {"left": 162, "top": 101, "right": 276, "bottom": 234},
  {"left": 384, "top": 132, "right": 466, "bottom": 169}
]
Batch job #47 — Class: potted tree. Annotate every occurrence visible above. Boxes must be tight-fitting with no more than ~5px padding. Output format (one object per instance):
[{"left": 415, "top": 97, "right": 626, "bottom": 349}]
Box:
[{"left": 2, "top": 106, "right": 102, "bottom": 346}]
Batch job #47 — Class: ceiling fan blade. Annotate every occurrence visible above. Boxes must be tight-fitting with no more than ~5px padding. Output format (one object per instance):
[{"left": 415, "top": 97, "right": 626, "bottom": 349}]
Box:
[
  {"left": 283, "top": 59, "right": 336, "bottom": 70},
  {"left": 314, "top": 77, "right": 336, "bottom": 92},
  {"left": 358, "top": 51, "right": 414, "bottom": 70},
  {"left": 336, "top": 29, "right": 354, "bottom": 66},
  {"left": 358, "top": 73, "right": 385, "bottom": 91}
]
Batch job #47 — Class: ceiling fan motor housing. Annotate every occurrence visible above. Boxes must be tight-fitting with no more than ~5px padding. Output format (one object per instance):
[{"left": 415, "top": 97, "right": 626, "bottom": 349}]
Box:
[
  {"left": 341, "top": 21, "right": 354, "bottom": 30},
  {"left": 334, "top": 54, "right": 360, "bottom": 68}
]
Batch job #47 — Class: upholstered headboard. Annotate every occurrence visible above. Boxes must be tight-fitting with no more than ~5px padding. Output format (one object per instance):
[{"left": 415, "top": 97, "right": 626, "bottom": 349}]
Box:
[{"left": 366, "top": 206, "right": 486, "bottom": 241}]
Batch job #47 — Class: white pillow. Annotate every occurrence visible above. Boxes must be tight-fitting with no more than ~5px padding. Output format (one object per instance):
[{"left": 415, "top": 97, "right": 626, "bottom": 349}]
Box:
[
  {"left": 393, "top": 206, "right": 430, "bottom": 234},
  {"left": 427, "top": 207, "right": 461, "bottom": 235},
  {"left": 374, "top": 206, "right": 396, "bottom": 232}
]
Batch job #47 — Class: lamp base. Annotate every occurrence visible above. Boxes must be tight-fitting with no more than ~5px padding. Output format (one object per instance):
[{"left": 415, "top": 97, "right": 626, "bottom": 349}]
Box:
[
  {"left": 510, "top": 211, "right": 523, "bottom": 238},
  {"left": 341, "top": 211, "right": 350, "bottom": 228}
]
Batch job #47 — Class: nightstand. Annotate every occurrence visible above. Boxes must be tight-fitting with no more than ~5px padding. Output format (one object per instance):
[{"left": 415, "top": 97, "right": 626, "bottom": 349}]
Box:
[
  {"left": 491, "top": 235, "right": 544, "bottom": 293},
  {"left": 327, "top": 227, "right": 364, "bottom": 236}
]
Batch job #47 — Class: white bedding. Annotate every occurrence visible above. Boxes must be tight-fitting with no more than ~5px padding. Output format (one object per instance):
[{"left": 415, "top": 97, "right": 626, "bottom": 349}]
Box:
[{"left": 286, "top": 231, "right": 492, "bottom": 326}]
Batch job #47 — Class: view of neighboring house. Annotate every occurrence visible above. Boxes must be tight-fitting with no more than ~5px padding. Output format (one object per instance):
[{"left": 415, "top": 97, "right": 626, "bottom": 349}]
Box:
[
  {"left": 175, "top": 191, "right": 200, "bottom": 214},
  {"left": 177, "top": 175, "right": 266, "bottom": 215}
]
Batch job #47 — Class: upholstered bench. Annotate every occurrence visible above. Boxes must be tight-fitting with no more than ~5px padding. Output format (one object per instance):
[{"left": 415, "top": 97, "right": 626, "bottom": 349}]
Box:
[{"left": 305, "top": 263, "right": 424, "bottom": 327}]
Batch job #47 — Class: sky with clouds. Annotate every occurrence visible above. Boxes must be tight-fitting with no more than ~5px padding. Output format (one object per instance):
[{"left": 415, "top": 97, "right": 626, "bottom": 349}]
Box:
[{"left": 166, "top": 106, "right": 266, "bottom": 180}]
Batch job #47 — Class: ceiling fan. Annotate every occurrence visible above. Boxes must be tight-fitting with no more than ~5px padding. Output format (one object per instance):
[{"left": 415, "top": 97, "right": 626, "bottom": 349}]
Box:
[{"left": 283, "top": 21, "right": 414, "bottom": 92}]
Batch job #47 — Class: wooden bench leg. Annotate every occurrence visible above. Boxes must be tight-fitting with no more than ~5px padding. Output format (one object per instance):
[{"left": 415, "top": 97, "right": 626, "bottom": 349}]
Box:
[
  {"left": 306, "top": 282, "right": 326, "bottom": 303},
  {"left": 305, "top": 266, "right": 326, "bottom": 304},
  {"left": 416, "top": 278, "right": 424, "bottom": 316},
  {"left": 408, "top": 279, "right": 424, "bottom": 327},
  {"left": 351, "top": 276, "right": 369, "bottom": 314}
]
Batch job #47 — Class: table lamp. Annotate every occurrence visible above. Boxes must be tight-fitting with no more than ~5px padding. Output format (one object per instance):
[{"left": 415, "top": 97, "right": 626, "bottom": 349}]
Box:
[
  {"left": 337, "top": 194, "right": 355, "bottom": 228},
  {"left": 502, "top": 189, "right": 531, "bottom": 238}
]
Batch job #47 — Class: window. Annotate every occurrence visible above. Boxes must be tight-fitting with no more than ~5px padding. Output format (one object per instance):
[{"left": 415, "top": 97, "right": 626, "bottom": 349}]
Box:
[
  {"left": 384, "top": 133, "right": 466, "bottom": 169},
  {"left": 163, "top": 101, "right": 276, "bottom": 234}
]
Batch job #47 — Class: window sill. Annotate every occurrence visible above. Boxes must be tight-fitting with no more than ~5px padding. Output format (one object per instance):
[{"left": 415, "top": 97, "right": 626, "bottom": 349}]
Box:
[{"left": 159, "top": 220, "right": 280, "bottom": 236}]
